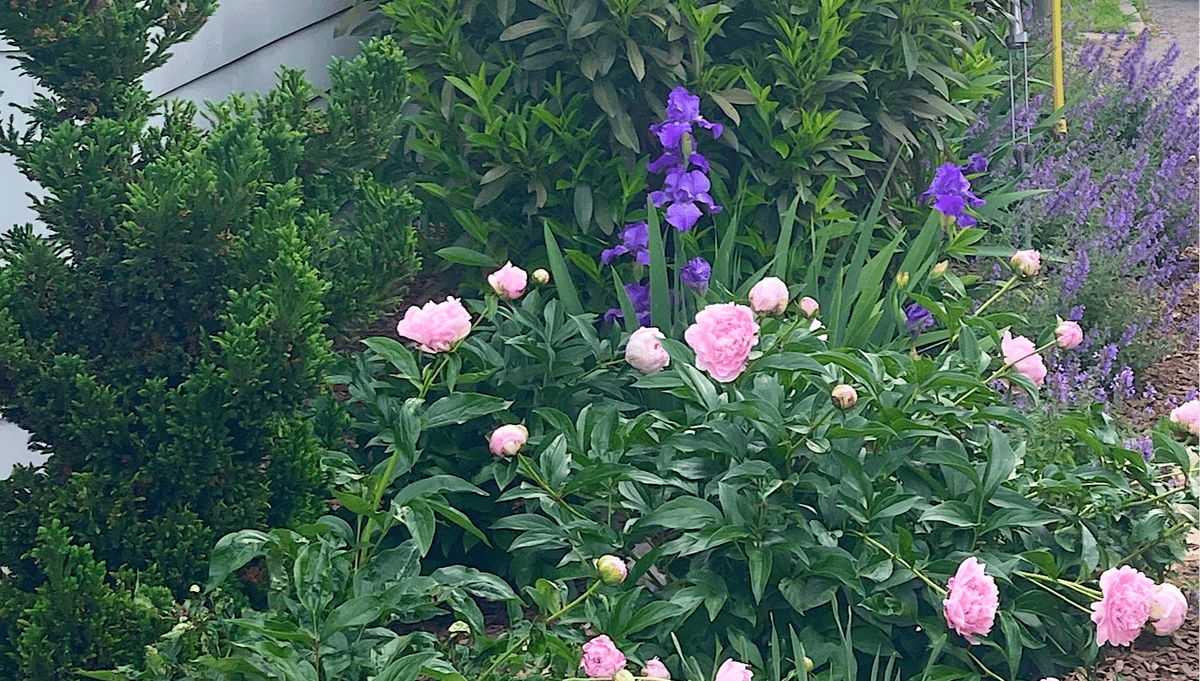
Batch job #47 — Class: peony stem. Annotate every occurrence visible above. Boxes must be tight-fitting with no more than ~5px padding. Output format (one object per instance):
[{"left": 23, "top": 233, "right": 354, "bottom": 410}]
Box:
[
  {"left": 856, "top": 533, "right": 946, "bottom": 596},
  {"left": 1014, "top": 570, "right": 1101, "bottom": 601},
  {"left": 480, "top": 579, "right": 603, "bottom": 679},
  {"left": 966, "top": 649, "right": 1007, "bottom": 681}
]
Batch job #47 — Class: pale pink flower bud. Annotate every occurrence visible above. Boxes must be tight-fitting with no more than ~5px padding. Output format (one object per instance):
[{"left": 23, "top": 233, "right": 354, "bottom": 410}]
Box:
[
  {"left": 749, "top": 277, "right": 789, "bottom": 315},
  {"left": 831, "top": 384, "right": 858, "bottom": 410},
  {"left": 613, "top": 671, "right": 635, "bottom": 681},
  {"left": 684, "top": 303, "right": 759, "bottom": 382},
  {"left": 714, "top": 659, "right": 753, "bottom": 681},
  {"left": 533, "top": 268, "right": 550, "bottom": 285},
  {"left": 1054, "top": 319, "right": 1083, "bottom": 349},
  {"left": 1169, "top": 399, "right": 1200, "bottom": 436},
  {"left": 396, "top": 297, "right": 472, "bottom": 353},
  {"left": 1091, "top": 565, "right": 1155, "bottom": 646},
  {"left": 799, "top": 296, "right": 820, "bottom": 318},
  {"left": 625, "top": 327, "right": 670, "bottom": 374},
  {"left": 642, "top": 657, "right": 671, "bottom": 680},
  {"left": 804, "top": 657, "right": 814, "bottom": 672},
  {"left": 1000, "top": 331, "right": 1047, "bottom": 387},
  {"left": 1149, "top": 583, "right": 1188, "bottom": 635},
  {"left": 488, "top": 261, "right": 528, "bottom": 299},
  {"left": 1010, "top": 249, "right": 1041, "bottom": 277},
  {"left": 942, "top": 557, "right": 999, "bottom": 644},
  {"left": 580, "top": 635, "right": 626, "bottom": 678},
  {"left": 596, "top": 555, "right": 627, "bottom": 586},
  {"left": 488, "top": 424, "right": 528, "bottom": 457}
]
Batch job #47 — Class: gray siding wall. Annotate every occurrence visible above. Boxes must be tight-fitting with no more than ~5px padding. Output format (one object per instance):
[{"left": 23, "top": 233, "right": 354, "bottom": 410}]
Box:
[{"left": 0, "top": 0, "right": 366, "bottom": 477}]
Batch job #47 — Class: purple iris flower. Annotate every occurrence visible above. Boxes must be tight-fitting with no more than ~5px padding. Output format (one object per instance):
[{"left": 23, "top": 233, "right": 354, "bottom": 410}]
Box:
[
  {"left": 601, "top": 221, "right": 651, "bottom": 266},
  {"left": 645, "top": 86, "right": 723, "bottom": 232},
  {"left": 964, "top": 152, "right": 989, "bottom": 175},
  {"left": 921, "top": 163, "right": 985, "bottom": 227},
  {"left": 904, "top": 303, "right": 935, "bottom": 334},
  {"left": 681, "top": 257, "right": 711, "bottom": 294},
  {"left": 604, "top": 282, "right": 677, "bottom": 326}
]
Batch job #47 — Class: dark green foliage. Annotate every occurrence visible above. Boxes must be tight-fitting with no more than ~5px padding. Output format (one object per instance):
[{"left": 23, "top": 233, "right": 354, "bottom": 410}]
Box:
[
  {"left": 0, "top": 2, "right": 420, "bottom": 678},
  {"left": 368, "top": 0, "right": 1004, "bottom": 273},
  {"left": 0, "top": 521, "right": 175, "bottom": 680}
]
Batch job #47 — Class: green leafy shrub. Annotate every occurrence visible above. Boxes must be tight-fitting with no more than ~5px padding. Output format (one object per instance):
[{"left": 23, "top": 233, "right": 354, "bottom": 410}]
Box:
[
  {"left": 366, "top": 0, "right": 1004, "bottom": 285},
  {"left": 0, "top": 3, "right": 420, "bottom": 678}
]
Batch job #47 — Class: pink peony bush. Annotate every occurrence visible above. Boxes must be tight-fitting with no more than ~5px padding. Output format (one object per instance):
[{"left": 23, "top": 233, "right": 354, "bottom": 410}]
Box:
[
  {"left": 580, "top": 635, "right": 626, "bottom": 678},
  {"left": 1090, "top": 565, "right": 1156, "bottom": 646},
  {"left": 684, "top": 303, "right": 759, "bottom": 382},
  {"left": 488, "top": 262, "right": 528, "bottom": 299},
  {"left": 396, "top": 297, "right": 472, "bottom": 353},
  {"left": 1001, "top": 330, "right": 1047, "bottom": 387},
  {"left": 943, "top": 557, "right": 999, "bottom": 644}
]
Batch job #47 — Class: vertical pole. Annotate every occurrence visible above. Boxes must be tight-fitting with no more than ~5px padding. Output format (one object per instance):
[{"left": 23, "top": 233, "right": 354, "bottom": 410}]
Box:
[{"left": 1051, "top": 0, "right": 1067, "bottom": 134}]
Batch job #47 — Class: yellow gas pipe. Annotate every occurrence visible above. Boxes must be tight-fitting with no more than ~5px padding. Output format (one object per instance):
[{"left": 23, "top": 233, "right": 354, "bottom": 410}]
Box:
[{"left": 1051, "top": 0, "right": 1067, "bottom": 134}]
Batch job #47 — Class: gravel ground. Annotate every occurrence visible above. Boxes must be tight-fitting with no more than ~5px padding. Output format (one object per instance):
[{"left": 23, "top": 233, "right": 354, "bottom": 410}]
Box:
[{"left": 1141, "top": 0, "right": 1199, "bottom": 78}]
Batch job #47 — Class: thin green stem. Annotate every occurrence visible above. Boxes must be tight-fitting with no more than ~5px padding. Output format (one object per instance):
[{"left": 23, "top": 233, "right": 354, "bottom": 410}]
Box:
[
  {"left": 1115, "top": 521, "right": 1192, "bottom": 566},
  {"left": 1014, "top": 570, "right": 1101, "bottom": 600},
  {"left": 972, "top": 275, "right": 1019, "bottom": 319},
  {"left": 480, "top": 579, "right": 603, "bottom": 679},
  {"left": 1018, "top": 574, "right": 1094, "bottom": 614},
  {"left": 856, "top": 533, "right": 946, "bottom": 596},
  {"left": 966, "top": 650, "right": 1006, "bottom": 681}
]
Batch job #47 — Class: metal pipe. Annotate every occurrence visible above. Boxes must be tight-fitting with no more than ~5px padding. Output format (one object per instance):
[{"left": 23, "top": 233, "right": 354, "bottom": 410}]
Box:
[{"left": 1051, "top": 0, "right": 1067, "bottom": 134}]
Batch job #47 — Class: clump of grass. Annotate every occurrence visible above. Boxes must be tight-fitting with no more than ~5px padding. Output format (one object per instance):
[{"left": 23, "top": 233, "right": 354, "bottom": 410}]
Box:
[{"left": 1066, "top": 0, "right": 1139, "bottom": 34}]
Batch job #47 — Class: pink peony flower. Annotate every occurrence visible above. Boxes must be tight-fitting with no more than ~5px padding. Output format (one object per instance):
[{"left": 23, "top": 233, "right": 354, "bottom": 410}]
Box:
[
  {"left": 1010, "top": 249, "right": 1041, "bottom": 277},
  {"left": 714, "top": 659, "right": 753, "bottom": 681},
  {"left": 396, "top": 297, "right": 472, "bottom": 353},
  {"left": 1001, "top": 331, "right": 1047, "bottom": 387},
  {"left": 684, "top": 303, "right": 759, "bottom": 382},
  {"left": 942, "top": 557, "right": 999, "bottom": 644},
  {"left": 642, "top": 657, "right": 671, "bottom": 680},
  {"left": 1169, "top": 400, "right": 1200, "bottom": 436},
  {"left": 581, "top": 635, "right": 627, "bottom": 678},
  {"left": 625, "top": 327, "right": 671, "bottom": 374},
  {"left": 1054, "top": 320, "right": 1084, "bottom": 349},
  {"left": 799, "top": 296, "right": 820, "bottom": 318},
  {"left": 1149, "top": 583, "right": 1188, "bottom": 635},
  {"left": 596, "top": 555, "right": 628, "bottom": 586},
  {"left": 488, "top": 424, "right": 528, "bottom": 457},
  {"left": 1090, "top": 565, "right": 1156, "bottom": 646},
  {"left": 488, "top": 261, "right": 528, "bottom": 299},
  {"left": 749, "top": 277, "right": 789, "bottom": 315}
]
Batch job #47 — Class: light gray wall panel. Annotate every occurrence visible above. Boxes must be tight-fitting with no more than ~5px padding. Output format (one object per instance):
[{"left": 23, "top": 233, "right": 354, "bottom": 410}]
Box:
[{"left": 143, "top": 0, "right": 355, "bottom": 97}]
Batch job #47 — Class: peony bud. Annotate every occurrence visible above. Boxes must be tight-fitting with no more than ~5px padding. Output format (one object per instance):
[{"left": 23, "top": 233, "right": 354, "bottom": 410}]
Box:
[
  {"left": 1054, "top": 319, "right": 1083, "bottom": 349},
  {"left": 749, "top": 277, "right": 789, "bottom": 315},
  {"left": 613, "top": 671, "right": 635, "bottom": 681},
  {"left": 488, "top": 261, "right": 529, "bottom": 299},
  {"left": 189, "top": 584, "right": 201, "bottom": 594},
  {"left": 1148, "top": 583, "right": 1188, "bottom": 635},
  {"left": 831, "top": 384, "right": 858, "bottom": 410},
  {"left": 1010, "top": 249, "right": 1041, "bottom": 277},
  {"left": 804, "top": 657, "right": 814, "bottom": 672},
  {"left": 895, "top": 271, "right": 910, "bottom": 287},
  {"left": 625, "top": 327, "right": 670, "bottom": 374},
  {"left": 596, "top": 554, "right": 628, "bottom": 586},
  {"left": 932, "top": 261, "right": 948, "bottom": 277},
  {"left": 533, "top": 268, "right": 550, "bottom": 285},
  {"left": 799, "top": 296, "right": 820, "bottom": 318},
  {"left": 642, "top": 657, "right": 671, "bottom": 680},
  {"left": 488, "top": 424, "right": 528, "bottom": 457}
]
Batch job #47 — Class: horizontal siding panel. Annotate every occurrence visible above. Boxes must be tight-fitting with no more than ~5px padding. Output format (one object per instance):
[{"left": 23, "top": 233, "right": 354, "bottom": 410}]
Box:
[
  {"left": 159, "top": 14, "right": 364, "bottom": 104},
  {"left": 143, "top": 0, "right": 355, "bottom": 96}
]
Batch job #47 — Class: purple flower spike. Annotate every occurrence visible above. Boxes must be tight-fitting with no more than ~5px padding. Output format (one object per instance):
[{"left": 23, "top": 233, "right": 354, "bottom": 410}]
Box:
[
  {"left": 681, "top": 257, "right": 711, "bottom": 295},
  {"left": 921, "top": 163, "right": 985, "bottom": 226}
]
